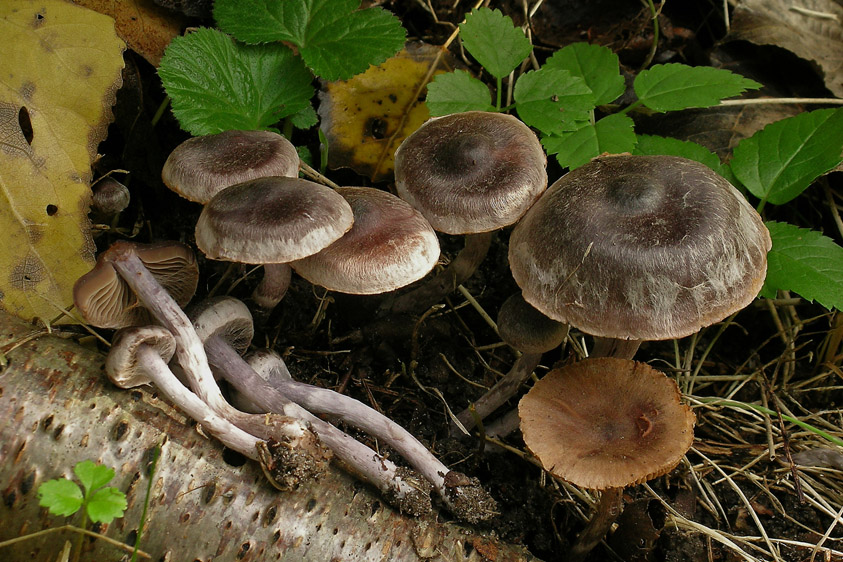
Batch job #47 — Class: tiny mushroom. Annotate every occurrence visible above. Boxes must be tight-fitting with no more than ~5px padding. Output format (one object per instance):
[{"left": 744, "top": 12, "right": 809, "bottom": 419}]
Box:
[
  {"left": 91, "top": 176, "right": 131, "bottom": 219},
  {"left": 387, "top": 111, "right": 547, "bottom": 314},
  {"left": 195, "top": 176, "right": 354, "bottom": 310},
  {"left": 290, "top": 187, "right": 440, "bottom": 295},
  {"left": 509, "top": 154, "right": 772, "bottom": 358},
  {"left": 162, "top": 129, "right": 299, "bottom": 204},
  {"left": 519, "top": 357, "right": 695, "bottom": 561}
]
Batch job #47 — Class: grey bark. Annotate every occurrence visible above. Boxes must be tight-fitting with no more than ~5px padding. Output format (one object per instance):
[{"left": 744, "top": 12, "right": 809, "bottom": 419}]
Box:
[{"left": 0, "top": 311, "right": 538, "bottom": 562}]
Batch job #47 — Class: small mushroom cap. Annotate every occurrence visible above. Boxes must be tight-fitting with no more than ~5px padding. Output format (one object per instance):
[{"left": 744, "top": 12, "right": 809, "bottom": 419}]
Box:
[
  {"left": 162, "top": 130, "right": 299, "bottom": 203},
  {"left": 509, "top": 154, "right": 772, "bottom": 340},
  {"left": 290, "top": 187, "right": 440, "bottom": 294},
  {"left": 195, "top": 176, "right": 354, "bottom": 264},
  {"left": 497, "top": 293, "right": 568, "bottom": 354},
  {"left": 394, "top": 111, "right": 547, "bottom": 234},
  {"left": 189, "top": 296, "right": 254, "bottom": 354},
  {"left": 91, "top": 177, "right": 130, "bottom": 215},
  {"left": 106, "top": 325, "right": 176, "bottom": 388},
  {"left": 73, "top": 240, "right": 199, "bottom": 329},
  {"left": 519, "top": 357, "right": 695, "bottom": 490}
]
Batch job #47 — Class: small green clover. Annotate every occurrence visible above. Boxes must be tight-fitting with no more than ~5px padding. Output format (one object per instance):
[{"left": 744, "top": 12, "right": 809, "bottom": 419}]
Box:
[{"left": 38, "top": 460, "right": 127, "bottom": 524}]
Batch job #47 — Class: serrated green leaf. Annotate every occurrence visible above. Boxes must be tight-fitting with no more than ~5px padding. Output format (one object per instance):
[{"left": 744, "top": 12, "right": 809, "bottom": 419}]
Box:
[
  {"left": 86, "top": 487, "right": 128, "bottom": 524},
  {"left": 74, "top": 460, "right": 114, "bottom": 494},
  {"left": 542, "top": 113, "right": 636, "bottom": 169},
  {"left": 761, "top": 221, "right": 843, "bottom": 309},
  {"left": 296, "top": 145, "right": 314, "bottom": 166},
  {"left": 730, "top": 108, "right": 843, "bottom": 206},
  {"left": 290, "top": 105, "right": 318, "bottom": 129},
  {"left": 158, "top": 28, "right": 314, "bottom": 135},
  {"left": 426, "top": 70, "right": 494, "bottom": 116},
  {"left": 634, "top": 64, "right": 761, "bottom": 112},
  {"left": 460, "top": 7, "right": 532, "bottom": 79},
  {"left": 543, "top": 43, "right": 624, "bottom": 106},
  {"left": 514, "top": 68, "right": 594, "bottom": 135},
  {"left": 215, "top": 0, "right": 405, "bottom": 81},
  {"left": 632, "top": 134, "right": 730, "bottom": 175},
  {"left": 38, "top": 479, "right": 83, "bottom": 517}
]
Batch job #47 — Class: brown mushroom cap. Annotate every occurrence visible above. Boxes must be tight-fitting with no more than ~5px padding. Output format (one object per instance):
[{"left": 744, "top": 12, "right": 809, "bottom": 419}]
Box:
[
  {"left": 290, "top": 187, "right": 440, "bottom": 294},
  {"left": 106, "top": 325, "right": 176, "bottom": 388},
  {"left": 189, "top": 296, "right": 254, "bottom": 354},
  {"left": 519, "top": 357, "right": 695, "bottom": 490},
  {"left": 73, "top": 241, "right": 199, "bottom": 329},
  {"left": 497, "top": 293, "right": 568, "bottom": 354},
  {"left": 195, "top": 176, "right": 354, "bottom": 264},
  {"left": 394, "top": 111, "right": 547, "bottom": 234},
  {"left": 162, "top": 130, "right": 300, "bottom": 203},
  {"left": 509, "top": 154, "right": 772, "bottom": 341}
]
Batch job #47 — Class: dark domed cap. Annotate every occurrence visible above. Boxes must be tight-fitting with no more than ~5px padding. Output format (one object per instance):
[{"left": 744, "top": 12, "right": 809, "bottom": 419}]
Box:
[
  {"left": 394, "top": 111, "right": 547, "bottom": 234},
  {"left": 519, "top": 357, "right": 695, "bottom": 490},
  {"left": 497, "top": 293, "right": 568, "bottom": 354},
  {"left": 291, "top": 187, "right": 440, "bottom": 294},
  {"left": 162, "top": 130, "right": 299, "bottom": 203},
  {"left": 195, "top": 176, "right": 354, "bottom": 264},
  {"left": 509, "top": 154, "right": 771, "bottom": 340}
]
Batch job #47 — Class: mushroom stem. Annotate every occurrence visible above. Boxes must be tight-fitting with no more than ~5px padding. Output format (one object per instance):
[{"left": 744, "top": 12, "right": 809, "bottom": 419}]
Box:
[
  {"left": 384, "top": 231, "right": 493, "bottom": 315},
  {"left": 453, "top": 352, "right": 542, "bottom": 435},
  {"left": 591, "top": 337, "right": 641, "bottom": 359},
  {"left": 568, "top": 487, "right": 624, "bottom": 562},
  {"left": 251, "top": 263, "right": 292, "bottom": 310},
  {"left": 204, "top": 335, "right": 496, "bottom": 522},
  {"left": 134, "top": 344, "right": 261, "bottom": 458}
]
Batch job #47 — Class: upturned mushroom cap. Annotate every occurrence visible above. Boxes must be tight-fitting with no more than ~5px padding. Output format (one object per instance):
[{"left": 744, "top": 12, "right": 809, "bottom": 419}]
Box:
[
  {"left": 394, "top": 111, "right": 547, "bottom": 234},
  {"left": 106, "top": 325, "right": 176, "bottom": 388},
  {"left": 195, "top": 176, "right": 354, "bottom": 264},
  {"left": 519, "top": 357, "right": 695, "bottom": 490},
  {"left": 509, "top": 154, "right": 772, "bottom": 341},
  {"left": 290, "top": 187, "right": 440, "bottom": 294},
  {"left": 73, "top": 240, "right": 199, "bottom": 329},
  {"left": 162, "top": 130, "right": 300, "bottom": 203},
  {"left": 189, "top": 296, "right": 254, "bottom": 354},
  {"left": 497, "top": 292, "right": 568, "bottom": 354}
]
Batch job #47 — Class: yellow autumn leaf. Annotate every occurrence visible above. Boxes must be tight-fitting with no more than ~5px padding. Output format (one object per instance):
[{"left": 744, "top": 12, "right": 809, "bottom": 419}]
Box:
[
  {"left": 0, "top": 0, "right": 125, "bottom": 322},
  {"left": 318, "top": 42, "right": 459, "bottom": 182}
]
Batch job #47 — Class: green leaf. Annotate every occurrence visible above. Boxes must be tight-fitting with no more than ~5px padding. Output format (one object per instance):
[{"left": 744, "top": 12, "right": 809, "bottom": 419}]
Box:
[
  {"left": 86, "top": 487, "right": 128, "bottom": 524},
  {"left": 215, "top": 0, "right": 406, "bottom": 81},
  {"left": 289, "top": 105, "right": 318, "bottom": 129},
  {"left": 158, "top": 28, "right": 314, "bottom": 135},
  {"left": 634, "top": 64, "right": 761, "bottom": 112},
  {"left": 38, "top": 479, "right": 83, "bottom": 517},
  {"left": 762, "top": 221, "right": 843, "bottom": 309},
  {"left": 632, "top": 134, "right": 735, "bottom": 179},
  {"left": 730, "top": 108, "right": 843, "bottom": 206},
  {"left": 426, "top": 70, "right": 494, "bottom": 116},
  {"left": 542, "top": 113, "right": 636, "bottom": 169},
  {"left": 74, "top": 460, "right": 114, "bottom": 494},
  {"left": 459, "top": 7, "right": 532, "bottom": 79},
  {"left": 543, "top": 42, "right": 624, "bottom": 106},
  {"left": 514, "top": 68, "right": 594, "bottom": 135}
]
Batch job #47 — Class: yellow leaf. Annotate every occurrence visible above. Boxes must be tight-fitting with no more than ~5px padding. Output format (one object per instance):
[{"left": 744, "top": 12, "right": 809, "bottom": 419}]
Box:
[
  {"left": 318, "top": 42, "right": 459, "bottom": 182},
  {"left": 0, "top": 0, "right": 125, "bottom": 322}
]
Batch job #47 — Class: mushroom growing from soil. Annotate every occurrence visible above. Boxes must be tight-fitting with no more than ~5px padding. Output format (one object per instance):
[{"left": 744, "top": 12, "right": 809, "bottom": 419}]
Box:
[
  {"left": 519, "top": 357, "right": 695, "bottom": 561},
  {"left": 290, "top": 187, "right": 440, "bottom": 295},
  {"left": 195, "top": 176, "right": 354, "bottom": 310},
  {"left": 188, "top": 295, "right": 497, "bottom": 523},
  {"left": 387, "top": 111, "right": 547, "bottom": 315},
  {"left": 508, "top": 154, "right": 771, "bottom": 359}
]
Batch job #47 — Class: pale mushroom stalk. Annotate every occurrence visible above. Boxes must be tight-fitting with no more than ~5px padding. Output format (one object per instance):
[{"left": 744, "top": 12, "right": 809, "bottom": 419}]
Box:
[
  {"left": 251, "top": 263, "right": 292, "bottom": 310},
  {"left": 591, "top": 337, "right": 641, "bottom": 359},
  {"left": 204, "top": 335, "right": 496, "bottom": 522},
  {"left": 568, "top": 488, "right": 624, "bottom": 562}
]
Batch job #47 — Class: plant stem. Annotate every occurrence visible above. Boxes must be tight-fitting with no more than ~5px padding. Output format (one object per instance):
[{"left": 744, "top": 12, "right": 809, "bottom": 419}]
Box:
[
  {"left": 0, "top": 526, "right": 150, "bottom": 558},
  {"left": 496, "top": 76, "right": 502, "bottom": 111},
  {"left": 131, "top": 443, "right": 162, "bottom": 562}
]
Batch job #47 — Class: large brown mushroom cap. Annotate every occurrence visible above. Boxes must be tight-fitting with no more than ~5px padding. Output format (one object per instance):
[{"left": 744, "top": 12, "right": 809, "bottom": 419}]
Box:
[
  {"left": 195, "top": 176, "right": 354, "bottom": 264},
  {"left": 73, "top": 241, "right": 199, "bottom": 329},
  {"left": 162, "top": 130, "right": 299, "bottom": 203},
  {"left": 290, "top": 187, "right": 440, "bottom": 294},
  {"left": 519, "top": 357, "right": 695, "bottom": 490},
  {"left": 394, "top": 111, "right": 547, "bottom": 234},
  {"left": 509, "top": 154, "right": 772, "bottom": 340}
]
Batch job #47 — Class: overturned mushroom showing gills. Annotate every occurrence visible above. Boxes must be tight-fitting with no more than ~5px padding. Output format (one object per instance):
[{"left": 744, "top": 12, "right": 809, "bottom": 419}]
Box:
[
  {"left": 291, "top": 187, "right": 440, "bottom": 294},
  {"left": 509, "top": 154, "right": 771, "bottom": 356},
  {"left": 162, "top": 129, "right": 299, "bottom": 204},
  {"left": 519, "top": 357, "right": 695, "bottom": 561},
  {"left": 388, "top": 111, "right": 547, "bottom": 314},
  {"left": 195, "top": 176, "right": 354, "bottom": 309}
]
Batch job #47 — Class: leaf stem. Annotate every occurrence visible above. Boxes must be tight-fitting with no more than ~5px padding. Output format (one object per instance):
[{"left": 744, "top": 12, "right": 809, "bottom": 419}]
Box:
[
  {"left": 131, "top": 444, "right": 162, "bottom": 562},
  {"left": 496, "top": 76, "right": 502, "bottom": 111},
  {"left": 0, "top": 526, "right": 150, "bottom": 559}
]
